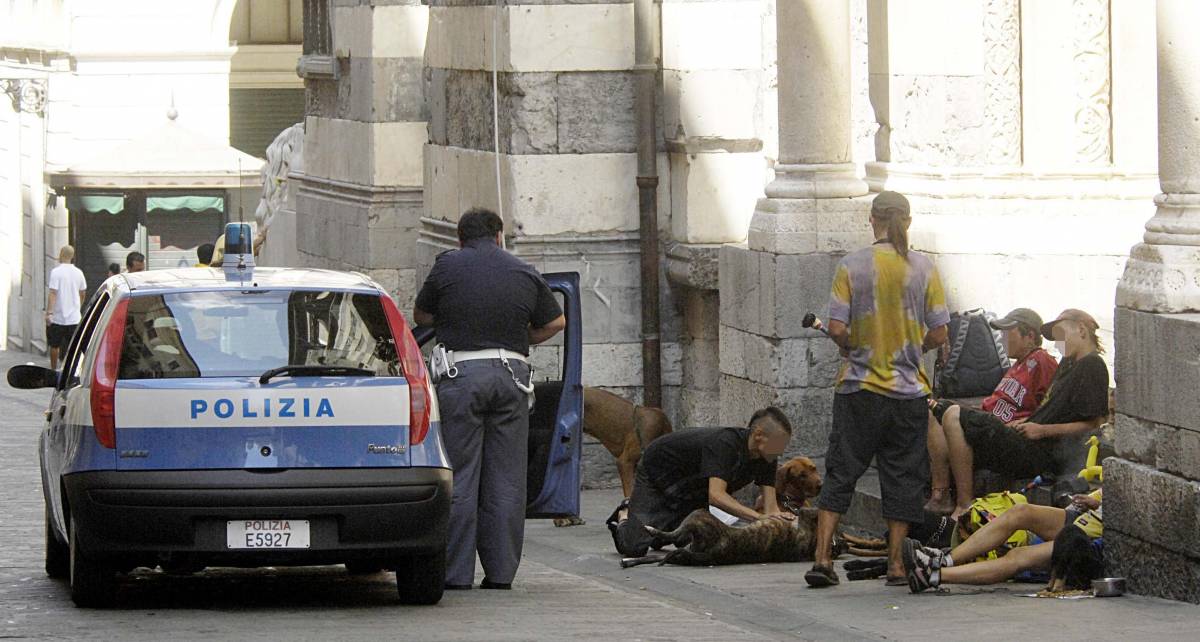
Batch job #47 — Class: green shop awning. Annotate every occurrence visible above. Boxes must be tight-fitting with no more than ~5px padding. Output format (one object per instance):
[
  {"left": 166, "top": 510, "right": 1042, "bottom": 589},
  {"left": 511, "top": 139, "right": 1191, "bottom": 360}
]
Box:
[
  {"left": 147, "top": 195, "right": 224, "bottom": 213},
  {"left": 66, "top": 194, "right": 124, "bottom": 214}
]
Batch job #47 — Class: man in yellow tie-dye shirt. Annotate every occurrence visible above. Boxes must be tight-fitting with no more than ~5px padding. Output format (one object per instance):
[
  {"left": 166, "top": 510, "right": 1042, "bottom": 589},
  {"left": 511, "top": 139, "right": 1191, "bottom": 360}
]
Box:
[{"left": 806, "top": 191, "right": 950, "bottom": 589}]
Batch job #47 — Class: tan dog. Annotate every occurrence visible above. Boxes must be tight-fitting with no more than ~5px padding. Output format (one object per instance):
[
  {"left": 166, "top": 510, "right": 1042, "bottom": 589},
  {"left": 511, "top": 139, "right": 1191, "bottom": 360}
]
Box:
[{"left": 582, "top": 387, "right": 674, "bottom": 497}]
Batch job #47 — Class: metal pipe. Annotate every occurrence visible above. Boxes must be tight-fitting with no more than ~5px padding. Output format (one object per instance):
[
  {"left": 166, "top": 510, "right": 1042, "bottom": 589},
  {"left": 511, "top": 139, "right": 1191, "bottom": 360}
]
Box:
[{"left": 634, "top": 0, "right": 661, "bottom": 408}]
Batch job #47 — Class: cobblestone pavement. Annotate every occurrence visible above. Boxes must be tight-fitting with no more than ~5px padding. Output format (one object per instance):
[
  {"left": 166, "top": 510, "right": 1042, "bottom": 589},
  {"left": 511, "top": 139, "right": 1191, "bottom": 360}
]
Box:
[{"left": 1, "top": 348, "right": 1197, "bottom": 641}]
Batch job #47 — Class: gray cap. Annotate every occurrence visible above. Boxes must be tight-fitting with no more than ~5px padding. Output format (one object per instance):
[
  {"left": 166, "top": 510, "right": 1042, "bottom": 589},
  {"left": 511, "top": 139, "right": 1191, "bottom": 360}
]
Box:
[{"left": 989, "top": 308, "right": 1044, "bottom": 332}]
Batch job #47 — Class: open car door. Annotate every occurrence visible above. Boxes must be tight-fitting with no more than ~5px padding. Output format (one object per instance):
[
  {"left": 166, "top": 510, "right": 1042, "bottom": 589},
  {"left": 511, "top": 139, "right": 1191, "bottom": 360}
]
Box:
[{"left": 414, "top": 271, "right": 583, "bottom": 519}]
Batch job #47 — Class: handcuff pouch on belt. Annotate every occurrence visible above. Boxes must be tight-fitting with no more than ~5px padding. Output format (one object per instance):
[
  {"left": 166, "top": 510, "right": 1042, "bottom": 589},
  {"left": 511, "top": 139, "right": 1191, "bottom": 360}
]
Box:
[
  {"left": 428, "top": 344, "right": 537, "bottom": 410},
  {"left": 428, "top": 344, "right": 458, "bottom": 384}
]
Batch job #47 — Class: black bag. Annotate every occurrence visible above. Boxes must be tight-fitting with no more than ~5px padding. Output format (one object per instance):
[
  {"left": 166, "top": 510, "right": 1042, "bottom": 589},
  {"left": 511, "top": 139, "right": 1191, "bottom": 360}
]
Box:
[{"left": 935, "top": 309, "right": 1008, "bottom": 398}]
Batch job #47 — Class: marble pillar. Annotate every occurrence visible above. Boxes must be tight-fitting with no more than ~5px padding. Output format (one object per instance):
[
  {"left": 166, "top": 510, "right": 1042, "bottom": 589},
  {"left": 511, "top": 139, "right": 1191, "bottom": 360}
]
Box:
[
  {"left": 1116, "top": 0, "right": 1200, "bottom": 313},
  {"left": 1108, "top": 0, "right": 1200, "bottom": 604}
]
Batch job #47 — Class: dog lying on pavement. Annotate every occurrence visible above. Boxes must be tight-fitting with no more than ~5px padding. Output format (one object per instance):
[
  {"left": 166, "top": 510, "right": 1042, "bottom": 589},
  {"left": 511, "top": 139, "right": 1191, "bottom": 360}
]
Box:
[{"left": 620, "top": 455, "right": 840, "bottom": 567}]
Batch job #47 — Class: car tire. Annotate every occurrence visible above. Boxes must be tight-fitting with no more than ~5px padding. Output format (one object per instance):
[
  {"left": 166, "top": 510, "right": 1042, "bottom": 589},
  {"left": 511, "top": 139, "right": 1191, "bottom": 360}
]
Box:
[
  {"left": 69, "top": 519, "right": 116, "bottom": 608},
  {"left": 344, "top": 560, "right": 385, "bottom": 575},
  {"left": 45, "top": 506, "right": 69, "bottom": 580},
  {"left": 395, "top": 549, "right": 445, "bottom": 605}
]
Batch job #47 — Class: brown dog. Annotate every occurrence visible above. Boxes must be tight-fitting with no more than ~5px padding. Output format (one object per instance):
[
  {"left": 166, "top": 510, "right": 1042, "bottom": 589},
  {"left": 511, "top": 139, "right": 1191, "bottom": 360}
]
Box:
[
  {"left": 582, "top": 387, "right": 674, "bottom": 498},
  {"left": 755, "top": 455, "right": 822, "bottom": 514}
]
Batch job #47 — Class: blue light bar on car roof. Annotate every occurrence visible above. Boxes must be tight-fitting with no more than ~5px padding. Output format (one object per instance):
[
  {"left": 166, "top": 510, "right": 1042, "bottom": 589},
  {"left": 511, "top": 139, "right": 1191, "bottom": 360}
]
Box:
[{"left": 222, "top": 222, "right": 255, "bottom": 282}]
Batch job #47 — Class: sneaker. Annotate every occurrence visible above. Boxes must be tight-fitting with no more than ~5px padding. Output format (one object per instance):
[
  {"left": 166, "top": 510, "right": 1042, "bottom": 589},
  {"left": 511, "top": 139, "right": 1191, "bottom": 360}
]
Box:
[
  {"left": 902, "top": 538, "right": 939, "bottom": 594},
  {"left": 910, "top": 541, "right": 948, "bottom": 570}
]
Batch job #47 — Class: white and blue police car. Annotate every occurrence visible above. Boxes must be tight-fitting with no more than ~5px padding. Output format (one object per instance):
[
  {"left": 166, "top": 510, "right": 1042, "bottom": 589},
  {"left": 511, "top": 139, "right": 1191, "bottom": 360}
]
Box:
[{"left": 9, "top": 224, "right": 451, "bottom": 607}]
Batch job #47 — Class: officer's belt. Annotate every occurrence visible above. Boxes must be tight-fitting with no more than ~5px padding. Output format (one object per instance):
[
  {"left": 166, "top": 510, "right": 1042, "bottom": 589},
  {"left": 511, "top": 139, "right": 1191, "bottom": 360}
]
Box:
[{"left": 449, "top": 348, "right": 528, "bottom": 364}]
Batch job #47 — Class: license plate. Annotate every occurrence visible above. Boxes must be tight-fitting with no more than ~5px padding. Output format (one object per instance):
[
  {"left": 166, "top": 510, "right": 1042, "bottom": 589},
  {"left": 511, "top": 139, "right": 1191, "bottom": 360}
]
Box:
[{"left": 226, "top": 520, "right": 311, "bottom": 549}]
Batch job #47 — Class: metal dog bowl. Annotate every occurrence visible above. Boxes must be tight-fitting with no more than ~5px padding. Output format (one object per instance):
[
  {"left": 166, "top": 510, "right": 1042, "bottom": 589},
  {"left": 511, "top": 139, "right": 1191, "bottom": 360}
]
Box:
[{"left": 1092, "top": 577, "right": 1126, "bottom": 597}]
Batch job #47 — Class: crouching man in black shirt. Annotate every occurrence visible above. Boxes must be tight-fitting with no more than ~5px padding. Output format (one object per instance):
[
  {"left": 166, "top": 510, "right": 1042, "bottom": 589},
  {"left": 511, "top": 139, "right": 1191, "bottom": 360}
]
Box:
[{"left": 608, "top": 407, "right": 795, "bottom": 557}]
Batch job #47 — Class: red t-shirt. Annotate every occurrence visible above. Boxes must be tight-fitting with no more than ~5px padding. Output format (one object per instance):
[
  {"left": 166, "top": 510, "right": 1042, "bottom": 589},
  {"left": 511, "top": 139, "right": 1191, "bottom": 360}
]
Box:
[{"left": 980, "top": 348, "right": 1059, "bottom": 422}]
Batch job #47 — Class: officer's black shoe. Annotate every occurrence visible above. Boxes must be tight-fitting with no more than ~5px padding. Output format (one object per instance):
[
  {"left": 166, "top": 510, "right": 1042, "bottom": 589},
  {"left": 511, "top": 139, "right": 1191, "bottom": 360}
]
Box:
[
  {"left": 480, "top": 578, "right": 511, "bottom": 590},
  {"left": 444, "top": 583, "right": 473, "bottom": 590}
]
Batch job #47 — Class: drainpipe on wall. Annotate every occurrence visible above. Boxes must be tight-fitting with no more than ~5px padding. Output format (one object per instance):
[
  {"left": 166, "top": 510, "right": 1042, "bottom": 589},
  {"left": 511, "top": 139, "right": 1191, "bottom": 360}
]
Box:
[{"left": 634, "top": 0, "right": 662, "bottom": 408}]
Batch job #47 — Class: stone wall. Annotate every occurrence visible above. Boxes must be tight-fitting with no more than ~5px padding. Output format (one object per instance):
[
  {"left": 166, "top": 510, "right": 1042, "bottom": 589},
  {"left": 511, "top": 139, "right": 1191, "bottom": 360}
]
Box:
[
  {"left": 420, "top": 0, "right": 683, "bottom": 490},
  {"left": 1103, "top": 309, "right": 1200, "bottom": 603}
]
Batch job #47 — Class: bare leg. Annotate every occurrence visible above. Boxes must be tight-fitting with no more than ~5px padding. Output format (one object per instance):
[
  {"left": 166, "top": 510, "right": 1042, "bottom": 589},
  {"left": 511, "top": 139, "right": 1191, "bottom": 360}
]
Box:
[
  {"left": 940, "top": 405, "right": 975, "bottom": 519},
  {"left": 887, "top": 520, "right": 909, "bottom": 578},
  {"left": 939, "top": 541, "right": 1053, "bottom": 585},
  {"left": 924, "top": 411, "right": 955, "bottom": 514},
  {"left": 813, "top": 509, "right": 841, "bottom": 569},
  {"left": 949, "top": 503, "right": 1066, "bottom": 563}
]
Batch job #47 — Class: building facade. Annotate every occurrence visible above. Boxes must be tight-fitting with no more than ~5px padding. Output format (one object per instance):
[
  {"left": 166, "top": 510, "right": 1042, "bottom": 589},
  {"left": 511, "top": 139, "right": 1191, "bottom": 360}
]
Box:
[
  {"left": 0, "top": 0, "right": 281, "bottom": 351},
  {"left": 2, "top": 0, "right": 1196, "bottom": 602}
]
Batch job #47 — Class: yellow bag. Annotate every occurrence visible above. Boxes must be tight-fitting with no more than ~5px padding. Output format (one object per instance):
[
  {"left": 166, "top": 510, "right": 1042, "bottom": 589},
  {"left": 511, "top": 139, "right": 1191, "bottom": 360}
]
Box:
[{"left": 951, "top": 491, "right": 1032, "bottom": 561}]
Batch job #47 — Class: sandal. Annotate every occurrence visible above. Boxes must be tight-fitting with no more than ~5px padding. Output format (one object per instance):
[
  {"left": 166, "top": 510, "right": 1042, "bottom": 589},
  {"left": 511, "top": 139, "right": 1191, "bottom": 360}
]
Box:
[
  {"left": 845, "top": 558, "right": 887, "bottom": 581},
  {"left": 804, "top": 564, "right": 840, "bottom": 588}
]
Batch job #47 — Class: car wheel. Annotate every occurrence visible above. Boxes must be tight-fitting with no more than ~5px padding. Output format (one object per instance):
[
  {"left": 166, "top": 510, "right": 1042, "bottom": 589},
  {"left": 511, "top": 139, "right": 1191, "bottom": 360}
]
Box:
[
  {"left": 395, "top": 549, "right": 445, "bottom": 605},
  {"left": 44, "top": 506, "right": 68, "bottom": 580},
  {"left": 69, "top": 519, "right": 116, "bottom": 608},
  {"left": 344, "top": 560, "right": 385, "bottom": 575}
]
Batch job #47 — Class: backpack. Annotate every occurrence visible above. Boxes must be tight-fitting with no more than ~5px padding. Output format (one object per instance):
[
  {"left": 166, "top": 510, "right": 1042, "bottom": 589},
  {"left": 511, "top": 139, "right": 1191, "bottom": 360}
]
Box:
[
  {"left": 951, "top": 491, "right": 1032, "bottom": 561},
  {"left": 936, "top": 309, "right": 1008, "bottom": 398}
]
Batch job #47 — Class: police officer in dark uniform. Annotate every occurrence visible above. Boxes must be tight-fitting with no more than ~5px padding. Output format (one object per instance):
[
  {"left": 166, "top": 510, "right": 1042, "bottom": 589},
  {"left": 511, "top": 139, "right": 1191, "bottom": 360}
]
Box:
[{"left": 413, "top": 208, "right": 565, "bottom": 591}]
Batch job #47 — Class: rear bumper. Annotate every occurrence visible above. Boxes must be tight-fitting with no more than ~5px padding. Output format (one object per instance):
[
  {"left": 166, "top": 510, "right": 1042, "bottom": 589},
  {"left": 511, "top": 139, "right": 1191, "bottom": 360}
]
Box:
[{"left": 63, "top": 467, "right": 451, "bottom": 566}]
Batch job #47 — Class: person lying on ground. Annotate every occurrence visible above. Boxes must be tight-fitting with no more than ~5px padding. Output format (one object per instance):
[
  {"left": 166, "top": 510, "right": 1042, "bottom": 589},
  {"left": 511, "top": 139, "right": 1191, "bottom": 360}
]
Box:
[
  {"left": 904, "top": 491, "right": 1102, "bottom": 592},
  {"left": 925, "top": 307, "right": 1058, "bottom": 514},
  {"left": 607, "top": 407, "right": 794, "bottom": 558},
  {"left": 926, "top": 309, "right": 1109, "bottom": 519}
]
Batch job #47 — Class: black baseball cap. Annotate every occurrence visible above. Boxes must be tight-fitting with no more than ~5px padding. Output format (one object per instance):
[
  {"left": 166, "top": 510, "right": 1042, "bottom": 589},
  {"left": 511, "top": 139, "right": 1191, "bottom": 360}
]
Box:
[{"left": 989, "top": 308, "right": 1043, "bottom": 332}]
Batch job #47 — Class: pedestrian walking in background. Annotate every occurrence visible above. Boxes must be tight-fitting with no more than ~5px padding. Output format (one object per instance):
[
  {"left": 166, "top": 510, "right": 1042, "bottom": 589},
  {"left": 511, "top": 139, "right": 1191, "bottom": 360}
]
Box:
[
  {"left": 806, "top": 191, "right": 950, "bottom": 588},
  {"left": 46, "top": 245, "right": 87, "bottom": 370},
  {"left": 413, "top": 207, "right": 566, "bottom": 591}
]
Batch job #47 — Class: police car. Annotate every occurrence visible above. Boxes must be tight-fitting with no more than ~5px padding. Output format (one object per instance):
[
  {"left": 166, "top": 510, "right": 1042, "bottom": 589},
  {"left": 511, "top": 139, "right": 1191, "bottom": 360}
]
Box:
[{"left": 9, "top": 224, "right": 451, "bottom": 607}]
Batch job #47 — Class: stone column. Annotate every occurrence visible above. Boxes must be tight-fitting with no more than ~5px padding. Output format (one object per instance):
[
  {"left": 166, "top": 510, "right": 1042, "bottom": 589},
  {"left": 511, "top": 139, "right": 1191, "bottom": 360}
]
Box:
[
  {"left": 719, "top": 0, "right": 869, "bottom": 455},
  {"left": 295, "top": 0, "right": 429, "bottom": 310},
  {"left": 749, "top": 0, "right": 867, "bottom": 253},
  {"left": 1116, "top": 0, "right": 1200, "bottom": 314},
  {"left": 1108, "top": 0, "right": 1200, "bottom": 604},
  {"left": 661, "top": 0, "right": 769, "bottom": 427}
]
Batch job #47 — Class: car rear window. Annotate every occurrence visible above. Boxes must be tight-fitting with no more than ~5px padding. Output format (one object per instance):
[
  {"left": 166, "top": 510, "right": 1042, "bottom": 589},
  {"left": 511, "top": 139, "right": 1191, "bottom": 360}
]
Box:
[{"left": 118, "top": 290, "right": 400, "bottom": 379}]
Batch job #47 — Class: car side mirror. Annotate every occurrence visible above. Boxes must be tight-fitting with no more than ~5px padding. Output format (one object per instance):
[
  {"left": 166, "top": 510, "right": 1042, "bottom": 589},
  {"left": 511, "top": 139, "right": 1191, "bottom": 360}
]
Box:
[{"left": 7, "top": 364, "right": 58, "bottom": 389}]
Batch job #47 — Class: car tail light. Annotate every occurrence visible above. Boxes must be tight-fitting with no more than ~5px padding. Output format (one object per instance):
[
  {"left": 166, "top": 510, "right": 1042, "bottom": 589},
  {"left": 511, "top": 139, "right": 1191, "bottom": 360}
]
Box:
[
  {"left": 90, "top": 298, "right": 129, "bottom": 449},
  {"left": 381, "top": 295, "right": 431, "bottom": 445}
]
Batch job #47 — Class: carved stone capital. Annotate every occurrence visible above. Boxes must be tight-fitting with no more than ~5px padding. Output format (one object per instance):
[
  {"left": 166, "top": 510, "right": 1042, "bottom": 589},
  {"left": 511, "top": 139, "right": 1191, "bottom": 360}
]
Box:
[
  {"left": 1117, "top": 194, "right": 1200, "bottom": 312},
  {"left": 0, "top": 79, "right": 47, "bottom": 116}
]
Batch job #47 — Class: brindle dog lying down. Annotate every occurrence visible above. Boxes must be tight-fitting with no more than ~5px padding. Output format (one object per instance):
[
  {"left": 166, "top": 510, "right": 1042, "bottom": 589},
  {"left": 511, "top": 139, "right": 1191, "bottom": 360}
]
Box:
[{"left": 621, "top": 507, "right": 828, "bottom": 567}]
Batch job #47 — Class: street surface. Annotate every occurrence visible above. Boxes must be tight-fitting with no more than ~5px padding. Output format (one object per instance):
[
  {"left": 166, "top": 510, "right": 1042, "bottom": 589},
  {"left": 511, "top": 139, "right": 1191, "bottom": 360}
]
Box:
[{"left": 1, "top": 348, "right": 1196, "bottom": 641}]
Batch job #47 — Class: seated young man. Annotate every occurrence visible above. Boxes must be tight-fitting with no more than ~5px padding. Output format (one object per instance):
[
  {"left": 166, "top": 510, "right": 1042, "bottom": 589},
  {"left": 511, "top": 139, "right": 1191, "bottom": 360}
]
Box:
[
  {"left": 904, "top": 491, "right": 1102, "bottom": 592},
  {"left": 608, "top": 407, "right": 795, "bottom": 557},
  {"left": 928, "top": 309, "right": 1109, "bottom": 519},
  {"left": 925, "top": 308, "right": 1058, "bottom": 514}
]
